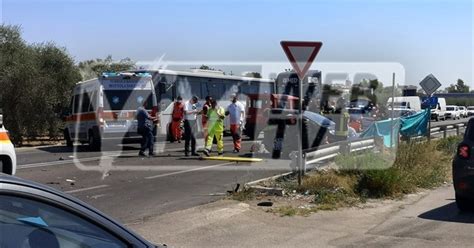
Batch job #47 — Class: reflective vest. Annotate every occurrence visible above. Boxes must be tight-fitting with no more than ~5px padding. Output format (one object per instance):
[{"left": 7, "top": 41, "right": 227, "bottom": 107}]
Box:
[
  {"left": 172, "top": 102, "right": 184, "bottom": 120},
  {"left": 207, "top": 107, "right": 225, "bottom": 132}
]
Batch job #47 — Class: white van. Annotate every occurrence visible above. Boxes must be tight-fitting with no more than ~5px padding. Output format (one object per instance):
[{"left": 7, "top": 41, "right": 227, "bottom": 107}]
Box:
[
  {"left": 387, "top": 96, "right": 422, "bottom": 112},
  {"left": 64, "top": 72, "right": 158, "bottom": 151},
  {"left": 431, "top": 97, "right": 447, "bottom": 121}
]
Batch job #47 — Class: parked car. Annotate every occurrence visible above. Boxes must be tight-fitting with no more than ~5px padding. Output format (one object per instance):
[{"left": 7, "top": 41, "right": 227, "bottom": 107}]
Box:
[
  {"left": 445, "top": 105, "right": 461, "bottom": 120},
  {"left": 459, "top": 106, "right": 468, "bottom": 118},
  {"left": 453, "top": 118, "right": 474, "bottom": 211},
  {"left": 467, "top": 106, "right": 474, "bottom": 117},
  {"left": 0, "top": 174, "right": 165, "bottom": 247},
  {"left": 263, "top": 110, "right": 336, "bottom": 158},
  {"left": 0, "top": 114, "right": 16, "bottom": 175}
]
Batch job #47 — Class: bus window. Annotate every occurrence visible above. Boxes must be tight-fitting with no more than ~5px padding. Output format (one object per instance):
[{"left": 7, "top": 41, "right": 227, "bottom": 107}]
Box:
[
  {"left": 201, "top": 81, "right": 208, "bottom": 98},
  {"left": 207, "top": 81, "right": 225, "bottom": 99},
  {"left": 176, "top": 76, "right": 202, "bottom": 99}
]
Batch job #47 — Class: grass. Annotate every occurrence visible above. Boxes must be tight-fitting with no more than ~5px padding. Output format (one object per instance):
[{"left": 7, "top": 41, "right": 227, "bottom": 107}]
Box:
[
  {"left": 273, "top": 137, "right": 455, "bottom": 215},
  {"left": 230, "top": 188, "right": 255, "bottom": 202}
]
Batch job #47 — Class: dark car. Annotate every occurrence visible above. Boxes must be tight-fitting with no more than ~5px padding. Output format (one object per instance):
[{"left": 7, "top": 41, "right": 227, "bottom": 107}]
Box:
[
  {"left": 453, "top": 118, "right": 474, "bottom": 211},
  {"left": 263, "top": 110, "right": 335, "bottom": 158},
  {"left": 0, "top": 174, "right": 165, "bottom": 248}
]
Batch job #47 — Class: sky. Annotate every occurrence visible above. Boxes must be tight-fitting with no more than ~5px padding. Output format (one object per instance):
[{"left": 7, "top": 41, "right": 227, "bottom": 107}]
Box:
[{"left": 1, "top": 0, "right": 473, "bottom": 88}]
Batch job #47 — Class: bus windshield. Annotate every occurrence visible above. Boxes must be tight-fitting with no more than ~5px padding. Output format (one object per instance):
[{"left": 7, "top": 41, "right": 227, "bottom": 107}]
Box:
[{"left": 103, "top": 90, "right": 154, "bottom": 111}]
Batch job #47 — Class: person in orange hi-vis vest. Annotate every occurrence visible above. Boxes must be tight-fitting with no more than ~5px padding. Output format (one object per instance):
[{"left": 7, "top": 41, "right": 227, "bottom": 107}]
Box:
[{"left": 171, "top": 96, "right": 184, "bottom": 143}]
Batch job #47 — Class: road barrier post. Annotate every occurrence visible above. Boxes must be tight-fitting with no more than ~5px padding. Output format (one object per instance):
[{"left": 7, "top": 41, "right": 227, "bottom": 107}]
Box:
[
  {"left": 443, "top": 126, "right": 447, "bottom": 139},
  {"left": 456, "top": 126, "right": 460, "bottom": 136}
]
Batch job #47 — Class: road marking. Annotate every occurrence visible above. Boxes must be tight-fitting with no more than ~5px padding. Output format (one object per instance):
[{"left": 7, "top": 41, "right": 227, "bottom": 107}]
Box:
[
  {"left": 65, "top": 184, "right": 109, "bottom": 194},
  {"left": 145, "top": 162, "right": 235, "bottom": 179}
]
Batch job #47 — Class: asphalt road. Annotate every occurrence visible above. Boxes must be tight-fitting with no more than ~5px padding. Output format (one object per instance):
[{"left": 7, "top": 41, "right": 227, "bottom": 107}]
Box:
[
  {"left": 15, "top": 137, "right": 292, "bottom": 224},
  {"left": 13, "top": 116, "right": 470, "bottom": 225}
]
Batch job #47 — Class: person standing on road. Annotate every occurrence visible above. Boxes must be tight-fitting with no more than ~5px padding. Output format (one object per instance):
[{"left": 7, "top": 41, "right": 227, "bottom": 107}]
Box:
[
  {"left": 184, "top": 96, "right": 199, "bottom": 156},
  {"left": 204, "top": 99, "right": 225, "bottom": 156},
  {"left": 170, "top": 96, "right": 184, "bottom": 143},
  {"left": 201, "top": 96, "right": 212, "bottom": 142},
  {"left": 136, "top": 105, "right": 157, "bottom": 157},
  {"left": 226, "top": 94, "right": 245, "bottom": 153}
]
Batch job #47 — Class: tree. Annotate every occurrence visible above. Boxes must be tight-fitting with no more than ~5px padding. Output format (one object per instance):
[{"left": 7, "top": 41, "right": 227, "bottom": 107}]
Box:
[
  {"left": 78, "top": 55, "right": 136, "bottom": 80},
  {"left": 244, "top": 72, "right": 262, "bottom": 78},
  {"left": 0, "top": 24, "right": 81, "bottom": 144},
  {"left": 446, "top": 79, "right": 469, "bottom": 93}
]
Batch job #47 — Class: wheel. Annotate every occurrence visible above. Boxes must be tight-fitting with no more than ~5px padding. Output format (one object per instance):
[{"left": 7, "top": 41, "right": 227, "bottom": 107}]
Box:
[
  {"left": 88, "top": 129, "right": 102, "bottom": 151},
  {"left": 456, "top": 194, "right": 472, "bottom": 212},
  {"left": 435, "top": 116, "right": 439, "bottom": 122},
  {"left": 64, "top": 129, "right": 73, "bottom": 147}
]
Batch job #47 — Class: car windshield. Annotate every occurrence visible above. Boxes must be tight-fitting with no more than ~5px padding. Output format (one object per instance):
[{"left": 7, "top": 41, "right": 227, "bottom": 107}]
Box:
[
  {"left": 447, "top": 107, "right": 455, "bottom": 111},
  {"left": 468, "top": 107, "right": 474, "bottom": 110}
]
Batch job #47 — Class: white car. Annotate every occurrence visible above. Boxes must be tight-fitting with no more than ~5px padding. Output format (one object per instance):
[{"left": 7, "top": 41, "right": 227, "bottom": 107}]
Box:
[
  {"left": 445, "top": 105, "right": 461, "bottom": 120},
  {"left": 459, "top": 106, "right": 468, "bottom": 118},
  {"left": 0, "top": 115, "right": 16, "bottom": 175},
  {"left": 467, "top": 106, "right": 474, "bottom": 117}
]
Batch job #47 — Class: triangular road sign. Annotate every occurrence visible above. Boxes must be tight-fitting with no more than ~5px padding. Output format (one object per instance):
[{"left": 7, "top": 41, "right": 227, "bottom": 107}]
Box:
[{"left": 280, "top": 41, "right": 323, "bottom": 80}]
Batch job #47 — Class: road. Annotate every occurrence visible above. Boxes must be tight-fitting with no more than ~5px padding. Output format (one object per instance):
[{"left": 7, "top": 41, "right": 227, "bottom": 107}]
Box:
[{"left": 15, "top": 137, "right": 291, "bottom": 224}]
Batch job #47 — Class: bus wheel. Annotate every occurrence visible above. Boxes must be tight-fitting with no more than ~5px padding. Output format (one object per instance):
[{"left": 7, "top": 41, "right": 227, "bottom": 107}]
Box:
[
  {"left": 88, "top": 129, "right": 102, "bottom": 151},
  {"left": 64, "top": 129, "right": 73, "bottom": 147}
]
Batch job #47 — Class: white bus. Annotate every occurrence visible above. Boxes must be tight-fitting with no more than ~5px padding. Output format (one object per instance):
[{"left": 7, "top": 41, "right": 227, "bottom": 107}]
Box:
[
  {"left": 64, "top": 72, "right": 158, "bottom": 150},
  {"left": 131, "top": 69, "right": 276, "bottom": 139}
]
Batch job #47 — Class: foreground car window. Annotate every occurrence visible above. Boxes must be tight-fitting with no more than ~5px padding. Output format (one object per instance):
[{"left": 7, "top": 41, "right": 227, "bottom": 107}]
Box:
[{"left": 0, "top": 195, "right": 127, "bottom": 248}]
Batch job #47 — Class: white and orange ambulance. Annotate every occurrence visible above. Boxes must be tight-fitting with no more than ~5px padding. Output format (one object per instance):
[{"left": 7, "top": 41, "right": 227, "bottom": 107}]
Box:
[
  {"left": 64, "top": 72, "right": 158, "bottom": 151},
  {"left": 0, "top": 114, "right": 16, "bottom": 175}
]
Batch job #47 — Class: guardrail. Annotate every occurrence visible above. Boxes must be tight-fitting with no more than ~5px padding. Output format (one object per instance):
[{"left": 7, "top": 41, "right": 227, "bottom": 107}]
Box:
[{"left": 291, "top": 121, "right": 469, "bottom": 180}]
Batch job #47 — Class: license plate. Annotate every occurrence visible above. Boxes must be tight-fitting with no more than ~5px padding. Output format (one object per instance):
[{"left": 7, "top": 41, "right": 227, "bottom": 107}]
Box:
[{"left": 107, "top": 120, "right": 127, "bottom": 126}]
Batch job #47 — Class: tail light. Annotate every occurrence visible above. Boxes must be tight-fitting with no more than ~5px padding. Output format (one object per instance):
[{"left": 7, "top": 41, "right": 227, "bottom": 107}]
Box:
[{"left": 458, "top": 144, "right": 470, "bottom": 159}]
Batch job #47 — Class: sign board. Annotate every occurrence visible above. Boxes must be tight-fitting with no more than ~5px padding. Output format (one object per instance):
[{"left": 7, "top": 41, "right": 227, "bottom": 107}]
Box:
[
  {"left": 280, "top": 41, "right": 323, "bottom": 80},
  {"left": 419, "top": 74, "right": 442, "bottom": 96},
  {"left": 421, "top": 96, "right": 438, "bottom": 108}
]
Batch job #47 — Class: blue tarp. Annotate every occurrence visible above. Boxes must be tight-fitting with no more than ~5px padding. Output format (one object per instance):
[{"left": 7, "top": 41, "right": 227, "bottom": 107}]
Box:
[
  {"left": 360, "top": 109, "right": 430, "bottom": 147},
  {"left": 400, "top": 109, "right": 430, "bottom": 137},
  {"left": 360, "top": 118, "right": 401, "bottom": 147}
]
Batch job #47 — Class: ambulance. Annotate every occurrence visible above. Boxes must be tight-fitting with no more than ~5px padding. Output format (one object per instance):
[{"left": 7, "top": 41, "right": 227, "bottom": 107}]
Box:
[
  {"left": 0, "top": 114, "right": 16, "bottom": 175},
  {"left": 63, "top": 72, "right": 158, "bottom": 151}
]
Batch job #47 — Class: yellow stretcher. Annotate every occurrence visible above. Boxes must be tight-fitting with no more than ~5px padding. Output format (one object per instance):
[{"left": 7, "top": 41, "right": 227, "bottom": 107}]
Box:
[{"left": 201, "top": 156, "right": 263, "bottom": 162}]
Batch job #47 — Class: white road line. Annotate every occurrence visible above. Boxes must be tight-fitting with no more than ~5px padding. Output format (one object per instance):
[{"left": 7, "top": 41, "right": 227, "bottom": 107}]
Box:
[
  {"left": 145, "top": 162, "right": 235, "bottom": 179},
  {"left": 65, "top": 184, "right": 109, "bottom": 194}
]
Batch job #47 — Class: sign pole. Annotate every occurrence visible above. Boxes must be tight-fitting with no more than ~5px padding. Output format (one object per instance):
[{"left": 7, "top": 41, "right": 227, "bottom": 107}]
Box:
[
  {"left": 280, "top": 41, "right": 323, "bottom": 186},
  {"left": 428, "top": 94, "right": 432, "bottom": 141}
]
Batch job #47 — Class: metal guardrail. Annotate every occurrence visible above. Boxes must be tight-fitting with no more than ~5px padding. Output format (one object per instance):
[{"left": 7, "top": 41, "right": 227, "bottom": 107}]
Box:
[{"left": 294, "top": 121, "right": 469, "bottom": 174}]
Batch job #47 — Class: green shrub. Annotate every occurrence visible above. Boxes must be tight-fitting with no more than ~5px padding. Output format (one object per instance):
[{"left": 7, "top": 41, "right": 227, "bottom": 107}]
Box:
[{"left": 436, "top": 136, "right": 462, "bottom": 155}]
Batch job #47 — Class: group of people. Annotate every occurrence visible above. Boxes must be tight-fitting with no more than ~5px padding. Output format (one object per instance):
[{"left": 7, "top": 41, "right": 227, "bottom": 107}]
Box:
[{"left": 167, "top": 94, "right": 245, "bottom": 157}]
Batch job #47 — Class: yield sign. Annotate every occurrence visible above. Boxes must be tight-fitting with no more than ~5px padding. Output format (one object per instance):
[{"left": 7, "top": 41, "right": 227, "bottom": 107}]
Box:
[{"left": 280, "top": 41, "right": 323, "bottom": 80}]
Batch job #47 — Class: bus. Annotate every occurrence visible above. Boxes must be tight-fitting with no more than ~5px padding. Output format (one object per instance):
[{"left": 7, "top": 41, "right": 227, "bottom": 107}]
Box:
[
  {"left": 131, "top": 69, "right": 276, "bottom": 139},
  {"left": 64, "top": 72, "right": 158, "bottom": 151}
]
